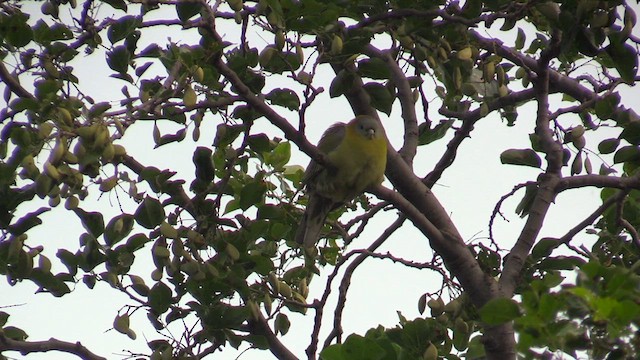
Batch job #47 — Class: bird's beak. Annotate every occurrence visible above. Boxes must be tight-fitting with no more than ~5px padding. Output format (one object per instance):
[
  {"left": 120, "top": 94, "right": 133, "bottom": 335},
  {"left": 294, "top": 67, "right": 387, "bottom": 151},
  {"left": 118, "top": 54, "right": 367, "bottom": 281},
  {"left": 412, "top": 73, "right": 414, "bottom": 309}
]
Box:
[{"left": 366, "top": 128, "right": 375, "bottom": 139}]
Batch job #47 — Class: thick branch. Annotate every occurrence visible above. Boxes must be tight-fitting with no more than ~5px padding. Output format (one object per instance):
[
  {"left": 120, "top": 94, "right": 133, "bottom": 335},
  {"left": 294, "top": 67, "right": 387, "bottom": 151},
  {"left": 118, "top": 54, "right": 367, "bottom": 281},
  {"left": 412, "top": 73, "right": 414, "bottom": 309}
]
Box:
[
  {"left": 362, "top": 45, "right": 419, "bottom": 165},
  {"left": 0, "top": 334, "right": 106, "bottom": 360},
  {"left": 248, "top": 313, "right": 299, "bottom": 360},
  {"left": 0, "top": 62, "right": 34, "bottom": 100},
  {"left": 331, "top": 58, "right": 502, "bottom": 314},
  {"left": 499, "top": 33, "right": 563, "bottom": 297},
  {"left": 556, "top": 174, "right": 640, "bottom": 192}
]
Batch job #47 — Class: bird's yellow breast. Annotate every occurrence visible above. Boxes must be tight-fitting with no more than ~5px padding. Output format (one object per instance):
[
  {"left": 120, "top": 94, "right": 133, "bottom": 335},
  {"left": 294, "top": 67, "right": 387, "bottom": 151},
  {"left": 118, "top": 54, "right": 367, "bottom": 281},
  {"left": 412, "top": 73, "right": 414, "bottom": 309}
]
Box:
[{"left": 322, "top": 124, "right": 387, "bottom": 202}]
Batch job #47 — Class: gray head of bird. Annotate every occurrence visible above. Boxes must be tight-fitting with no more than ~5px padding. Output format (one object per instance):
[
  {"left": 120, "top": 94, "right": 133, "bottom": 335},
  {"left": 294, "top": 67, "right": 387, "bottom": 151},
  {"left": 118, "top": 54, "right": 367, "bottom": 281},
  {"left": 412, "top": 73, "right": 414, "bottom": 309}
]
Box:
[{"left": 353, "top": 116, "right": 382, "bottom": 140}]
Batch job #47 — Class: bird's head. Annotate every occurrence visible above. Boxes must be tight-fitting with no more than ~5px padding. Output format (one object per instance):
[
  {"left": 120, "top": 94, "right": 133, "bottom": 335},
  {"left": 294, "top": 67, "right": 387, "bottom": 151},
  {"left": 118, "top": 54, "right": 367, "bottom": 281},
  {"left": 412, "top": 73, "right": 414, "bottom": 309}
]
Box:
[{"left": 350, "top": 115, "right": 384, "bottom": 140}]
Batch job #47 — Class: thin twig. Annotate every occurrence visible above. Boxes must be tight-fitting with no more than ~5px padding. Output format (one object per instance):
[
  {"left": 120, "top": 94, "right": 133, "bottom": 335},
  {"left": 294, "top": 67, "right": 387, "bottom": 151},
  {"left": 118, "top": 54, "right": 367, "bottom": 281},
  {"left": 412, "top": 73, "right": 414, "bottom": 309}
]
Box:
[
  {"left": 323, "top": 216, "right": 406, "bottom": 348},
  {"left": 489, "top": 181, "right": 537, "bottom": 248}
]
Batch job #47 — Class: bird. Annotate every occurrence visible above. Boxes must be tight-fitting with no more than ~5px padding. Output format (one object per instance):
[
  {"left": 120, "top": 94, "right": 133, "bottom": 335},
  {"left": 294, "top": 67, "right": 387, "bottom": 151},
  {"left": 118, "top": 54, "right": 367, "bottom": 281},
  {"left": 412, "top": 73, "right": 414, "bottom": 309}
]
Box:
[{"left": 295, "top": 115, "right": 388, "bottom": 248}]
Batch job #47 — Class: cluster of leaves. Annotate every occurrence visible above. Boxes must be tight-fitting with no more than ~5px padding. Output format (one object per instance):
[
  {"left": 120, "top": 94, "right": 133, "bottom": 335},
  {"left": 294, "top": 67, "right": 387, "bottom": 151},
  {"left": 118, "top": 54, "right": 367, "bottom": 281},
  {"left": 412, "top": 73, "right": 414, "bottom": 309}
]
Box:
[
  {"left": 321, "top": 291, "right": 487, "bottom": 360},
  {"left": 0, "top": 0, "right": 319, "bottom": 357}
]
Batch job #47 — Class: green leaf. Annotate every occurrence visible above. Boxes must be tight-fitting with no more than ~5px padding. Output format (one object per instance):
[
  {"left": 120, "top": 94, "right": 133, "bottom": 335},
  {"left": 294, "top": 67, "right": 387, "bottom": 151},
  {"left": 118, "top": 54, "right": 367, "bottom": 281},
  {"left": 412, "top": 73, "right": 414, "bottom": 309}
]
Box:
[
  {"left": 321, "top": 334, "right": 386, "bottom": 360},
  {"left": 73, "top": 208, "right": 105, "bottom": 238},
  {"left": 363, "top": 82, "right": 393, "bottom": 116},
  {"left": 8, "top": 207, "right": 49, "bottom": 235},
  {"left": 224, "top": 198, "right": 240, "bottom": 214},
  {"left": 32, "top": 19, "right": 49, "bottom": 42},
  {"left": 56, "top": 249, "right": 78, "bottom": 275},
  {"left": 9, "top": 97, "right": 39, "bottom": 112},
  {"left": 193, "top": 147, "right": 215, "bottom": 183},
  {"left": 260, "top": 49, "right": 301, "bottom": 74},
  {"left": 107, "top": 16, "right": 140, "bottom": 44},
  {"left": 154, "top": 128, "right": 187, "bottom": 148},
  {"left": 4, "top": 13, "right": 33, "bottom": 48},
  {"left": 100, "top": 0, "right": 127, "bottom": 11},
  {"left": 479, "top": 298, "right": 520, "bottom": 325},
  {"left": 500, "top": 149, "right": 542, "bottom": 168},
  {"left": 239, "top": 181, "right": 267, "bottom": 210},
  {"left": 466, "top": 335, "right": 486, "bottom": 360},
  {"left": 265, "top": 142, "right": 291, "bottom": 169},
  {"left": 247, "top": 133, "right": 272, "bottom": 153},
  {"left": 613, "top": 146, "right": 640, "bottom": 164},
  {"left": 34, "top": 79, "right": 62, "bottom": 100},
  {"left": 107, "top": 45, "right": 131, "bottom": 74},
  {"left": 126, "top": 233, "right": 150, "bottom": 252},
  {"left": 598, "top": 138, "right": 620, "bottom": 154},
  {"left": 265, "top": 88, "right": 300, "bottom": 111},
  {"left": 213, "top": 123, "right": 244, "bottom": 147},
  {"left": 134, "top": 196, "right": 165, "bottom": 229},
  {"left": 539, "top": 256, "right": 586, "bottom": 271},
  {"left": 257, "top": 204, "right": 284, "bottom": 220},
  {"left": 619, "top": 116, "right": 640, "bottom": 145},
  {"left": 161, "top": 106, "right": 186, "bottom": 124},
  {"left": 515, "top": 27, "right": 526, "bottom": 50},
  {"left": 88, "top": 102, "right": 112, "bottom": 118},
  {"left": 274, "top": 313, "right": 290, "bottom": 335},
  {"left": 531, "top": 237, "right": 561, "bottom": 260},
  {"left": 329, "top": 70, "right": 354, "bottom": 98},
  {"left": 3, "top": 326, "right": 28, "bottom": 341},
  {"left": 418, "top": 119, "right": 454, "bottom": 145},
  {"left": 595, "top": 94, "right": 620, "bottom": 120},
  {"left": 29, "top": 268, "right": 71, "bottom": 297},
  {"left": 606, "top": 41, "right": 638, "bottom": 84},
  {"left": 148, "top": 281, "right": 173, "bottom": 314},
  {"left": 358, "top": 58, "right": 391, "bottom": 80},
  {"left": 529, "top": 133, "right": 544, "bottom": 152},
  {"left": 231, "top": 105, "right": 261, "bottom": 121},
  {"left": 104, "top": 214, "right": 135, "bottom": 246},
  {"left": 0, "top": 312, "right": 9, "bottom": 327},
  {"left": 176, "top": 1, "right": 202, "bottom": 22}
]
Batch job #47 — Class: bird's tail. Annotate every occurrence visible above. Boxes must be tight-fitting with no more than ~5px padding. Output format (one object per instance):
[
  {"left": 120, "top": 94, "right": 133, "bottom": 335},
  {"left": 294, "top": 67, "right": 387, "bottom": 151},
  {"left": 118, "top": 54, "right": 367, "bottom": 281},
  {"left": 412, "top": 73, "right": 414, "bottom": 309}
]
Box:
[{"left": 295, "top": 195, "right": 334, "bottom": 248}]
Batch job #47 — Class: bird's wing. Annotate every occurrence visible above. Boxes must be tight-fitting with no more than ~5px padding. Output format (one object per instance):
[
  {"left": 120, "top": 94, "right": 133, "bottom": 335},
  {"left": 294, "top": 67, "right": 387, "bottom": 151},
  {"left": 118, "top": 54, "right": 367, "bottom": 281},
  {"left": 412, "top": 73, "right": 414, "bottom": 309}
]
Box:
[
  {"left": 316, "top": 122, "right": 346, "bottom": 153},
  {"left": 303, "top": 122, "right": 346, "bottom": 185}
]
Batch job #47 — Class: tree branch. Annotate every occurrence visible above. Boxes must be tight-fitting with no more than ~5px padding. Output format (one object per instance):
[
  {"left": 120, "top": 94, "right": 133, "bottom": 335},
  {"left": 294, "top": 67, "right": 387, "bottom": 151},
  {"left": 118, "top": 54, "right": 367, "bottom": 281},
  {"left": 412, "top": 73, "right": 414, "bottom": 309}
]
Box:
[
  {"left": 499, "top": 32, "right": 564, "bottom": 297},
  {"left": 332, "top": 59, "right": 503, "bottom": 317},
  {"left": 469, "top": 29, "right": 640, "bottom": 121},
  {"left": 323, "top": 215, "right": 405, "bottom": 347},
  {"left": 248, "top": 312, "right": 299, "bottom": 360},
  {"left": 0, "top": 334, "right": 106, "bottom": 360},
  {"left": 556, "top": 174, "right": 640, "bottom": 192},
  {"left": 427, "top": 88, "right": 537, "bottom": 187},
  {"left": 0, "top": 61, "right": 35, "bottom": 100},
  {"left": 362, "top": 45, "right": 419, "bottom": 165},
  {"left": 558, "top": 190, "right": 627, "bottom": 245}
]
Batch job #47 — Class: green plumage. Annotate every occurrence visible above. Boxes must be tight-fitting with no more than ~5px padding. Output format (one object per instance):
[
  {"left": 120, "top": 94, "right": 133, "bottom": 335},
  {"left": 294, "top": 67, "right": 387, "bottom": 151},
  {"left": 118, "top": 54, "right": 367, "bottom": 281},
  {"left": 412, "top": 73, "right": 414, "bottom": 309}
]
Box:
[{"left": 295, "top": 115, "right": 388, "bottom": 248}]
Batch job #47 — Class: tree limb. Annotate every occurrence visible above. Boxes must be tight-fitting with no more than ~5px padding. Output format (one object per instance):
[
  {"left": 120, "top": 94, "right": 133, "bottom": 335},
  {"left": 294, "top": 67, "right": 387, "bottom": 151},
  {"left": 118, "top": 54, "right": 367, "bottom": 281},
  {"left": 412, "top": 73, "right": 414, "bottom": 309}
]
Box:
[
  {"left": 558, "top": 190, "right": 627, "bottom": 245},
  {"left": 0, "top": 334, "right": 106, "bottom": 360},
  {"left": 362, "top": 45, "right": 419, "bottom": 165},
  {"left": 427, "top": 88, "right": 537, "bottom": 187},
  {"left": 556, "top": 174, "right": 640, "bottom": 192},
  {"left": 324, "top": 215, "right": 405, "bottom": 347},
  {"left": 469, "top": 29, "right": 640, "bottom": 121},
  {"left": 0, "top": 61, "right": 34, "bottom": 100},
  {"left": 248, "top": 312, "right": 299, "bottom": 360},
  {"left": 499, "top": 32, "right": 564, "bottom": 297}
]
